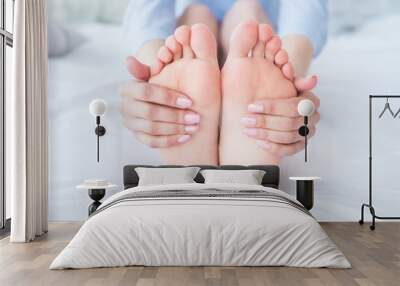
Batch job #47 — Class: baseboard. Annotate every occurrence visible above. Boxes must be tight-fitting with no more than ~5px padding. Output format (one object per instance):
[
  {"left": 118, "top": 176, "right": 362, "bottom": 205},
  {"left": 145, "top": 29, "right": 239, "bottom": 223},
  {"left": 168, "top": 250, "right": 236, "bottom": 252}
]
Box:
[{"left": 0, "top": 218, "right": 11, "bottom": 239}]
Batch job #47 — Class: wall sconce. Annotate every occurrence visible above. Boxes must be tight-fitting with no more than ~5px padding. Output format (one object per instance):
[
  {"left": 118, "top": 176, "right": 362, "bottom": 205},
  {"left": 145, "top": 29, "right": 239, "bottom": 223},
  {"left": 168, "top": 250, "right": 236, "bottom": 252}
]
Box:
[
  {"left": 298, "top": 99, "right": 315, "bottom": 162},
  {"left": 89, "top": 99, "right": 107, "bottom": 162}
]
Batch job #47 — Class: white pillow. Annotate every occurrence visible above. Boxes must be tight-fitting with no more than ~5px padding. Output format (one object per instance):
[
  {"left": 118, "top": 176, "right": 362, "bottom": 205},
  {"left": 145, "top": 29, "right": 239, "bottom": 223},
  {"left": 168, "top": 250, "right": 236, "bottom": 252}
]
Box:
[
  {"left": 48, "top": 24, "right": 86, "bottom": 57},
  {"left": 135, "top": 167, "right": 200, "bottom": 186},
  {"left": 200, "top": 169, "right": 266, "bottom": 185}
]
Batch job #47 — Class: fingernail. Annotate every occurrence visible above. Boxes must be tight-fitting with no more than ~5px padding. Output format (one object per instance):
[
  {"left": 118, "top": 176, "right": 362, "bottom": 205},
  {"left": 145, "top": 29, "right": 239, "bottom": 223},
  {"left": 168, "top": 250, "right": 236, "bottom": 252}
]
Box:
[
  {"left": 184, "top": 125, "right": 199, "bottom": 133},
  {"left": 241, "top": 117, "right": 257, "bottom": 127},
  {"left": 248, "top": 103, "right": 264, "bottom": 113},
  {"left": 176, "top": 97, "right": 192, "bottom": 108},
  {"left": 243, "top": 128, "right": 257, "bottom": 136},
  {"left": 177, "top": 134, "right": 191, "bottom": 143},
  {"left": 256, "top": 140, "right": 271, "bottom": 149},
  {"left": 184, "top": 113, "right": 200, "bottom": 124}
]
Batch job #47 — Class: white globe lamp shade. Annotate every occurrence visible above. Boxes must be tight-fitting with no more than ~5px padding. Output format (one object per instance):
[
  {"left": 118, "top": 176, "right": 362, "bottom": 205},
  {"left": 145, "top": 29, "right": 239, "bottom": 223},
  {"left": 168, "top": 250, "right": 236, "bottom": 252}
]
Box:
[
  {"left": 298, "top": 99, "right": 315, "bottom": 117},
  {"left": 89, "top": 99, "right": 107, "bottom": 117}
]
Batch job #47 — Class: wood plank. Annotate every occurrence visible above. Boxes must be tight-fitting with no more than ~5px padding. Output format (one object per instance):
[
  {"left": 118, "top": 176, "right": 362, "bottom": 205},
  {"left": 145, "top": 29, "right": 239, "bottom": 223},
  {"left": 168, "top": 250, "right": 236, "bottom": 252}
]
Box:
[{"left": 0, "top": 222, "right": 399, "bottom": 286}]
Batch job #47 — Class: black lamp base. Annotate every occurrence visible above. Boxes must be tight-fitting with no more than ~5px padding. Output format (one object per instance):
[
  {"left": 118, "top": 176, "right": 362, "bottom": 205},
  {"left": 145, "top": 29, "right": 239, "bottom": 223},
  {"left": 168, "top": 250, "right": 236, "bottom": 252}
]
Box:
[
  {"left": 95, "top": 126, "right": 106, "bottom": 136},
  {"left": 298, "top": 126, "right": 309, "bottom": 136}
]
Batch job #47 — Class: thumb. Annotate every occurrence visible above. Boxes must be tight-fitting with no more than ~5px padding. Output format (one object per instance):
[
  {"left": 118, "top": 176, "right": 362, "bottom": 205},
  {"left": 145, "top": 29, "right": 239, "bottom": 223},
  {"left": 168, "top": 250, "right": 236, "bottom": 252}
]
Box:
[
  {"left": 126, "top": 56, "right": 150, "bottom": 81},
  {"left": 294, "top": 75, "right": 318, "bottom": 92}
]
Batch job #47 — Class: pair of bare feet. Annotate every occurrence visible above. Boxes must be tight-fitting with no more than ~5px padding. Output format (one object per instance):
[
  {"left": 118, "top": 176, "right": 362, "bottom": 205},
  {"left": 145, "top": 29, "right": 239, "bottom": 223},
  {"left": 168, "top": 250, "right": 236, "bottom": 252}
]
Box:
[{"left": 149, "top": 20, "right": 298, "bottom": 165}]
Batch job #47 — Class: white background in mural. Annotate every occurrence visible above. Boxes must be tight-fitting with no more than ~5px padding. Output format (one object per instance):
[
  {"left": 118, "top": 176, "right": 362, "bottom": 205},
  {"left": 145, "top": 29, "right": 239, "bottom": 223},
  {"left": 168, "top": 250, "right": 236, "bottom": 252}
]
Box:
[{"left": 48, "top": 0, "right": 400, "bottom": 221}]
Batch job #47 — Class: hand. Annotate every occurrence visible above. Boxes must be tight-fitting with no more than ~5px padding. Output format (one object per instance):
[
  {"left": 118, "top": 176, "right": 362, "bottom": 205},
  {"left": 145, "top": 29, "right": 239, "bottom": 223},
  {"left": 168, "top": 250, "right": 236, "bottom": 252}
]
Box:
[
  {"left": 243, "top": 76, "right": 320, "bottom": 158},
  {"left": 120, "top": 57, "right": 200, "bottom": 148}
]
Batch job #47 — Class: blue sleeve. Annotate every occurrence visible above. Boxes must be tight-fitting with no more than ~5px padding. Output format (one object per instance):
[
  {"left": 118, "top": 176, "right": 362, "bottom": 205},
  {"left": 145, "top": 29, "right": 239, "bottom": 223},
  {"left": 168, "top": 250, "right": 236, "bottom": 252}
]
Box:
[
  {"left": 277, "top": 0, "right": 328, "bottom": 57},
  {"left": 123, "top": 0, "right": 176, "bottom": 54}
]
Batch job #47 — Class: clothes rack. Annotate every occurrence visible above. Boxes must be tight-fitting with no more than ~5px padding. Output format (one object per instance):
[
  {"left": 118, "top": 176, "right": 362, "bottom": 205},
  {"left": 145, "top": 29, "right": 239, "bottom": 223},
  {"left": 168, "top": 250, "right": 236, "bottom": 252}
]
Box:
[{"left": 359, "top": 95, "right": 400, "bottom": 230}]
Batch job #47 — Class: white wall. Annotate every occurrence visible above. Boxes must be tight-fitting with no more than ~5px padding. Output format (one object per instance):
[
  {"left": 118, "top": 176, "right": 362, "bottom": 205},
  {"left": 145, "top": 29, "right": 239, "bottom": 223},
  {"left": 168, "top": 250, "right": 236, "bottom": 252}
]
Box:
[
  {"left": 47, "top": 2, "right": 400, "bottom": 222},
  {"left": 281, "top": 14, "right": 400, "bottom": 220}
]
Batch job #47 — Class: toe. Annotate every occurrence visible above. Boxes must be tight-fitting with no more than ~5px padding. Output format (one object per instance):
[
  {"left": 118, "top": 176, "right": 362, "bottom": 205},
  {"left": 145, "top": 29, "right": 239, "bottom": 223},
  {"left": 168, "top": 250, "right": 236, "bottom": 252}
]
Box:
[
  {"left": 150, "top": 59, "right": 164, "bottom": 76},
  {"left": 165, "top": 35, "right": 182, "bottom": 60},
  {"left": 175, "top": 25, "right": 190, "bottom": 45},
  {"left": 282, "top": 62, "right": 294, "bottom": 80},
  {"left": 294, "top": 75, "right": 318, "bottom": 91},
  {"left": 274, "top": 49, "right": 288, "bottom": 68},
  {"left": 175, "top": 25, "right": 195, "bottom": 58},
  {"left": 228, "top": 19, "right": 258, "bottom": 58},
  {"left": 190, "top": 23, "right": 217, "bottom": 62},
  {"left": 265, "top": 35, "right": 281, "bottom": 61},
  {"left": 259, "top": 24, "right": 273, "bottom": 42},
  {"left": 252, "top": 41, "right": 265, "bottom": 57},
  {"left": 158, "top": 46, "right": 173, "bottom": 64},
  {"left": 252, "top": 24, "right": 273, "bottom": 58}
]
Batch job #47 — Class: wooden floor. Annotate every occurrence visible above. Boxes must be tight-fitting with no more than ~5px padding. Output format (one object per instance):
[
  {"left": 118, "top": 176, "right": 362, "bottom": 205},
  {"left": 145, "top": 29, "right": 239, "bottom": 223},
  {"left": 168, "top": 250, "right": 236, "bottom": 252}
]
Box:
[{"left": 0, "top": 223, "right": 399, "bottom": 286}]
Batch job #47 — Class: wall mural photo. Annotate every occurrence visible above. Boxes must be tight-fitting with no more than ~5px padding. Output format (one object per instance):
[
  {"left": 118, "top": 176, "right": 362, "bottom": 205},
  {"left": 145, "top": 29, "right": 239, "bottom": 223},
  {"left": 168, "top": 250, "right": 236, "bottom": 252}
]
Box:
[{"left": 47, "top": 0, "right": 400, "bottom": 221}]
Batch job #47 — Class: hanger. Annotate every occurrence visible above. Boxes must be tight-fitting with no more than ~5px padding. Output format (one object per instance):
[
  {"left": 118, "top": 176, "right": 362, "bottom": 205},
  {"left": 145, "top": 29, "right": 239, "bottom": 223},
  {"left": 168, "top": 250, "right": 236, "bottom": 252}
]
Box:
[
  {"left": 394, "top": 106, "right": 400, "bottom": 118},
  {"left": 378, "top": 97, "right": 395, "bottom": 118}
]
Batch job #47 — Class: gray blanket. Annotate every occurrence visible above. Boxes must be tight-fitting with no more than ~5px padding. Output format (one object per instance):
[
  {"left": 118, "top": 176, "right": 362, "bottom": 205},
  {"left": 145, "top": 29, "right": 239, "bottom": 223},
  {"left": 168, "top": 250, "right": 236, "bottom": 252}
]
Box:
[{"left": 93, "top": 188, "right": 311, "bottom": 217}]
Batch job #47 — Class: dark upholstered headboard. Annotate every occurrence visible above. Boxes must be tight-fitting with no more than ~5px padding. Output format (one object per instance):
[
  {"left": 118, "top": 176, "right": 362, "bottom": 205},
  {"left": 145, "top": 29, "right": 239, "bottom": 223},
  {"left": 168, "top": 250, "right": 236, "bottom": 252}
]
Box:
[{"left": 123, "top": 165, "right": 280, "bottom": 189}]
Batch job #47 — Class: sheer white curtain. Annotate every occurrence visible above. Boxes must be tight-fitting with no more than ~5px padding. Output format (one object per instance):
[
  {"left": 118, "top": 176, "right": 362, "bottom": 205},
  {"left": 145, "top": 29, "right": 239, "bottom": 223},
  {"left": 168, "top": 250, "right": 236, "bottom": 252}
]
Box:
[{"left": 7, "top": 0, "right": 48, "bottom": 242}]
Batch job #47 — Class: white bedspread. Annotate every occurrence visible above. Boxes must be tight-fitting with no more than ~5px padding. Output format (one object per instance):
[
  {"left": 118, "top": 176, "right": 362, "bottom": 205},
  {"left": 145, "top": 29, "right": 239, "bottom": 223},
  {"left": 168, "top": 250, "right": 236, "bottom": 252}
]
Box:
[{"left": 50, "top": 183, "right": 350, "bottom": 269}]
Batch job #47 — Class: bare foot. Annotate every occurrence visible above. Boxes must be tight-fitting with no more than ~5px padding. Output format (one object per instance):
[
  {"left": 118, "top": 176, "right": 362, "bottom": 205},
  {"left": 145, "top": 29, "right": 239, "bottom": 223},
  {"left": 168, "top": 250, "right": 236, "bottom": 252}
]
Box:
[
  {"left": 149, "top": 24, "right": 221, "bottom": 164},
  {"left": 220, "top": 20, "right": 296, "bottom": 165}
]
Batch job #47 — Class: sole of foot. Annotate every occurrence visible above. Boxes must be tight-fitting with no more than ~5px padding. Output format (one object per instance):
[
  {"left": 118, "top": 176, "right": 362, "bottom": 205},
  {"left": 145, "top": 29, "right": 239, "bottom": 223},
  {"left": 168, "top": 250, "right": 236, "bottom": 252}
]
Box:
[
  {"left": 150, "top": 23, "right": 221, "bottom": 165},
  {"left": 220, "top": 20, "right": 297, "bottom": 165}
]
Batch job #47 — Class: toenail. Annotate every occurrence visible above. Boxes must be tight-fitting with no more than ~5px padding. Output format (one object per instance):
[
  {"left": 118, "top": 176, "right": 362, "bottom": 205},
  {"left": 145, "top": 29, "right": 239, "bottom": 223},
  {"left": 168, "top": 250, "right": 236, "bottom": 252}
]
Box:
[
  {"left": 184, "top": 113, "right": 201, "bottom": 124},
  {"left": 243, "top": 128, "right": 257, "bottom": 136},
  {"left": 256, "top": 140, "right": 271, "bottom": 149},
  {"left": 308, "top": 75, "right": 318, "bottom": 83},
  {"left": 248, "top": 104, "right": 264, "bottom": 113},
  {"left": 176, "top": 97, "right": 192, "bottom": 108},
  {"left": 184, "top": 125, "right": 199, "bottom": 133},
  {"left": 177, "top": 135, "right": 191, "bottom": 143},
  {"left": 241, "top": 117, "right": 257, "bottom": 126}
]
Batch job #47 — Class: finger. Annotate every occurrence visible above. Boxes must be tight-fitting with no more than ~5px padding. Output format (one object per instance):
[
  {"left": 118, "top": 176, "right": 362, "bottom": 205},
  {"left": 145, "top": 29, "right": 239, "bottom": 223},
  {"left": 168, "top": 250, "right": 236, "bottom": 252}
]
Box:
[
  {"left": 134, "top": 132, "right": 192, "bottom": 148},
  {"left": 248, "top": 91, "right": 320, "bottom": 117},
  {"left": 294, "top": 75, "right": 318, "bottom": 92},
  {"left": 241, "top": 112, "right": 320, "bottom": 131},
  {"left": 256, "top": 140, "right": 306, "bottom": 157},
  {"left": 123, "top": 117, "right": 199, "bottom": 136},
  {"left": 126, "top": 56, "right": 150, "bottom": 81},
  {"left": 243, "top": 126, "right": 316, "bottom": 144},
  {"left": 120, "top": 80, "right": 193, "bottom": 109},
  {"left": 120, "top": 98, "right": 201, "bottom": 125}
]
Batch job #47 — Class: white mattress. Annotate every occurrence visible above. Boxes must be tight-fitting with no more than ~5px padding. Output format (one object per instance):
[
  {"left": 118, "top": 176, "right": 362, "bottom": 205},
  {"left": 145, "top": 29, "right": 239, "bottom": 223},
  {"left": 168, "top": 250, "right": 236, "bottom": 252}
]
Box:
[{"left": 48, "top": 16, "right": 400, "bottom": 221}]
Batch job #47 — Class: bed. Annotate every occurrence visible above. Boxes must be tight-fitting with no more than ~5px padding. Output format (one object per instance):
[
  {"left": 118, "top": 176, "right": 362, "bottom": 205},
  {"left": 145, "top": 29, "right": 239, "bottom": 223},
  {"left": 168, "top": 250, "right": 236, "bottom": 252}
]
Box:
[{"left": 50, "top": 165, "right": 350, "bottom": 269}]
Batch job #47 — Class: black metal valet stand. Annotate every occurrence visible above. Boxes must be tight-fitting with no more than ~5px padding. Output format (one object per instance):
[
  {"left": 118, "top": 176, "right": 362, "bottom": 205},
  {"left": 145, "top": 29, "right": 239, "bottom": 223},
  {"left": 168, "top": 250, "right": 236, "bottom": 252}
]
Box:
[{"left": 359, "top": 95, "right": 400, "bottom": 230}]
